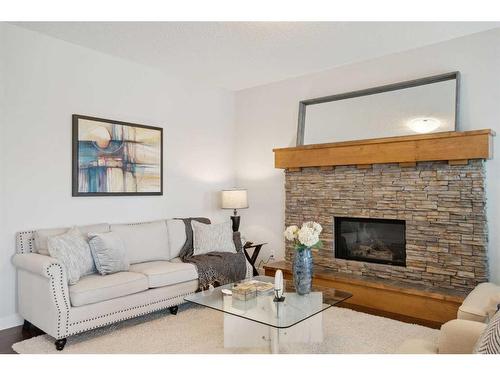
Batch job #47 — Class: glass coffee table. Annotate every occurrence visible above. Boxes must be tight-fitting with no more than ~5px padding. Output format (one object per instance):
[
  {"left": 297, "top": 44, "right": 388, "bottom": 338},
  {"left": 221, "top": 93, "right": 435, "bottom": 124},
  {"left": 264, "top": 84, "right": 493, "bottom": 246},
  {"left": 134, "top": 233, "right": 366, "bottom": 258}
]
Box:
[{"left": 185, "top": 276, "right": 352, "bottom": 353}]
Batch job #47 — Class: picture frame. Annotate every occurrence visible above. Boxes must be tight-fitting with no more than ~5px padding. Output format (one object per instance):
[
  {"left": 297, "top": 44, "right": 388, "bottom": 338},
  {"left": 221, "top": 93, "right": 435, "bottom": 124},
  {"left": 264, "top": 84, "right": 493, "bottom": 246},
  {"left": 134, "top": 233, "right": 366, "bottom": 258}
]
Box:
[{"left": 72, "top": 114, "right": 163, "bottom": 196}]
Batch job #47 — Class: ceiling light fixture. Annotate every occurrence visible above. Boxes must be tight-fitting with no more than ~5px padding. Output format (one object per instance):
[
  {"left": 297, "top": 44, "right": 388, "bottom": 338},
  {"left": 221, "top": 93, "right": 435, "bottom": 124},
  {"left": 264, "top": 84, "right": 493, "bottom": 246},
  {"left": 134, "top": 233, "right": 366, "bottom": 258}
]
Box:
[{"left": 408, "top": 118, "right": 441, "bottom": 134}]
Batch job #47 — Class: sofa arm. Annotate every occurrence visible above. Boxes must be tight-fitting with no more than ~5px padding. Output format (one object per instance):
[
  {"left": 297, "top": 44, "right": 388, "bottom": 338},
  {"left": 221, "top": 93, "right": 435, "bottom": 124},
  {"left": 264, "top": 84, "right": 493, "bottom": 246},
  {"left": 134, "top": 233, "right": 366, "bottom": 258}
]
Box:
[
  {"left": 438, "top": 319, "right": 486, "bottom": 354},
  {"left": 458, "top": 282, "right": 500, "bottom": 322},
  {"left": 13, "top": 253, "right": 71, "bottom": 339},
  {"left": 12, "top": 253, "right": 66, "bottom": 280}
]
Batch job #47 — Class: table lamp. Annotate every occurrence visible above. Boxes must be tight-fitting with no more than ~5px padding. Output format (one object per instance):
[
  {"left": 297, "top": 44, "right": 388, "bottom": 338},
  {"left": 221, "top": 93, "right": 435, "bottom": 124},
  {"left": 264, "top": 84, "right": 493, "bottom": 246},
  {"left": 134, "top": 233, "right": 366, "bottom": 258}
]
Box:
[{"left": 221, "top": 188, "right": 248, "bottom": 232}]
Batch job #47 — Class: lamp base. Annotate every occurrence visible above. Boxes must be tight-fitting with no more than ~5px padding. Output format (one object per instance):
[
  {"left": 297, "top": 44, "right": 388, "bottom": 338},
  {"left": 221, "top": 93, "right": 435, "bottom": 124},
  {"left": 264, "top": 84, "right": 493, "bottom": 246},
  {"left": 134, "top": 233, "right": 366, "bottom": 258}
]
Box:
[{"left": 230, "top": 215, "right": 240, "bottom": 232}]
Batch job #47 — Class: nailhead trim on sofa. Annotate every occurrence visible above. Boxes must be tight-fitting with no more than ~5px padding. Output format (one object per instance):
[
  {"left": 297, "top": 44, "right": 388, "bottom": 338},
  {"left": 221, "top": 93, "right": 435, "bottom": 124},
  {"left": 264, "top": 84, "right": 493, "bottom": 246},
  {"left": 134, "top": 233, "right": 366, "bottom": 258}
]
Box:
[
  {"left": 16, "top": 230, "right": 35, "bottom": 254},
  {"left": 69, "top": 291, "right": 192, "bottom": 326},
  {"left": 46, "top": 263, "right": 70, "bottom": 339},
  {"left": 41, "top": 258, "right": 194, "bottom": 339},
  {"left": 68, "top": 292, "right": 192, "bottom": 336}
]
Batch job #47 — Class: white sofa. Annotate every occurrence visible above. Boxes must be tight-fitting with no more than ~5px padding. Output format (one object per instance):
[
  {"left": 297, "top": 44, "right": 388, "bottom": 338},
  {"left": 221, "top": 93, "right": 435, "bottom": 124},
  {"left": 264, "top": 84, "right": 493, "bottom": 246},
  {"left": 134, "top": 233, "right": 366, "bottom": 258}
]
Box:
[{"left": 12, "top": 219, "right": 252, "bottom": 351}]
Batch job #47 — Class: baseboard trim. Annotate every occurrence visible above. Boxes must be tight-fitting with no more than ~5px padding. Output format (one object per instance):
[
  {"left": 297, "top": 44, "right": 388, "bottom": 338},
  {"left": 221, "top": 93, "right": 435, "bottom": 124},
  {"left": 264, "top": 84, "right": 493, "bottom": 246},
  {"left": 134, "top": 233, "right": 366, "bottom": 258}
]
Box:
[{"left": 0, "top": 314, "right": 23, "bottom": 330}]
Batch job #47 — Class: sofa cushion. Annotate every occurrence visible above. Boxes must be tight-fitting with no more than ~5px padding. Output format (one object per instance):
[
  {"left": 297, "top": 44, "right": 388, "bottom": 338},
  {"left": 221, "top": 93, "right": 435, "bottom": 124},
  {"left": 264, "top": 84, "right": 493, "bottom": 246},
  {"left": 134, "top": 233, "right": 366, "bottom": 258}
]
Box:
[
  {"left": 35, "top": 227, "right": 67, "bottom": 255},
  {"left": 110, "top": 221, "right": 170, "bottom": 264},
  {"left": 166, "top": 219, "right": 187, "bottom": 259},
  {"left": 69, "top": 271, "right": 148, "bottom": 307},
  {"left": 35, "top": 223, "right": 110, "bottom": 255},
  {"left": 458, "top": 282, "right": 500, "bottom": 322},
  {"left": 129, "top": 260, "right": 198, "bottom": 288}
]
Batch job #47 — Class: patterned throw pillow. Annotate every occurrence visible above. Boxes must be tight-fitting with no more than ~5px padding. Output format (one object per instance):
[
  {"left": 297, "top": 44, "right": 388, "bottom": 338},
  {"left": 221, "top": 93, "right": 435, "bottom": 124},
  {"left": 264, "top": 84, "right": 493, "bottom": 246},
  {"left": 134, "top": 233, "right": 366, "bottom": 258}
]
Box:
[
  {"left": 88, "top": 232, "right": 129, "bottom": 275},
  {"left": 474, "top": 308, "right": 500, "bottom": 354},
  {"left": 47, "top": 228, "right": 96, "bottom": 285},
  {"left": 192, "top": 221, "right": 236, "bottom": 256}
]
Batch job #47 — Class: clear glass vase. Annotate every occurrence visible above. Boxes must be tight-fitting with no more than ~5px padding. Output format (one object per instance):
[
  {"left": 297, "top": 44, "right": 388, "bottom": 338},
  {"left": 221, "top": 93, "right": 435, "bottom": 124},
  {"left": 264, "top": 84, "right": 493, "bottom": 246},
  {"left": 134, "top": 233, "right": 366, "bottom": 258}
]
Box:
[{"left": 293, "top": 247, "right": 313, "bottom": 295}]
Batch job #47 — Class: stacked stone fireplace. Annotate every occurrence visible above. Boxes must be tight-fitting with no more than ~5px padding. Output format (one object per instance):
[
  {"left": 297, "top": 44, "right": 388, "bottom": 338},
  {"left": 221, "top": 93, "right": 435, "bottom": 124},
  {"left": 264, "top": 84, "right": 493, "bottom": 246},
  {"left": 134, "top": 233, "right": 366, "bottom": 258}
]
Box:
[{"left": 284, "top": 160, "right": 488, "bottom": 293}]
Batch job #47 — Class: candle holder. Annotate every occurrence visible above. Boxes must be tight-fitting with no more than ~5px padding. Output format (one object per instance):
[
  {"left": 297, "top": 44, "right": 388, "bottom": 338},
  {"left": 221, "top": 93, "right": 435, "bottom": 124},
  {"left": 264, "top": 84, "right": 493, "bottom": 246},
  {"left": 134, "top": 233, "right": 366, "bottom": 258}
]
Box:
[
  {"left": 273, "top": 269, "right": 285, "bottom": 302},
  {"left": 273, "top": 289, "right": 285, "bottom": 303}
]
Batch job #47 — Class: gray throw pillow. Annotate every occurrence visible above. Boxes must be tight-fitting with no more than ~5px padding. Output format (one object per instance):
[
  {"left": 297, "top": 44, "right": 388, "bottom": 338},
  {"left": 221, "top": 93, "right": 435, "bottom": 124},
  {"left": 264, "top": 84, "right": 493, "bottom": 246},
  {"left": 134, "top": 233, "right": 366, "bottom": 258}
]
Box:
[
  {"left": 47, "top": 228, "right": 96, "bottom": 285},
  {"left": 88, "top": 232, "right": 129, "bottom": 275}
]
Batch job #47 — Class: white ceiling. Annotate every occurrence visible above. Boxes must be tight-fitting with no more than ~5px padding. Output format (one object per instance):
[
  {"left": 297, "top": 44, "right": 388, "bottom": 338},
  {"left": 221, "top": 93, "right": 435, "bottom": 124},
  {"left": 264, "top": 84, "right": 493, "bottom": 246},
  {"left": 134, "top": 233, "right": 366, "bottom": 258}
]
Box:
[{"left": 13, "top": 22, "right": 500, "bottom": 91}]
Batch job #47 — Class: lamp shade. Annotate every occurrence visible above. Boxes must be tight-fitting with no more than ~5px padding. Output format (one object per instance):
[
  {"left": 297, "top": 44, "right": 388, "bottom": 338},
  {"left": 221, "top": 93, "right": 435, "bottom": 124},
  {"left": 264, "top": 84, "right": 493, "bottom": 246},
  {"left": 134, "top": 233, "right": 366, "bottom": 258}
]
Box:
[{"left": 221, "top": 189, "right": 248, "bottom": 209}]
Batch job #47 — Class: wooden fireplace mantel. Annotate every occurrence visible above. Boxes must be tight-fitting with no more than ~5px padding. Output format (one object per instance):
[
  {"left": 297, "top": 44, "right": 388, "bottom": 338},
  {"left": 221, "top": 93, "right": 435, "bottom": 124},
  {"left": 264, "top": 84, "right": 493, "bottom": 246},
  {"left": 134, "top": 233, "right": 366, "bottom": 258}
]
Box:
[{"left": 273, "top": 129, "right": 495, "bottom": 169}]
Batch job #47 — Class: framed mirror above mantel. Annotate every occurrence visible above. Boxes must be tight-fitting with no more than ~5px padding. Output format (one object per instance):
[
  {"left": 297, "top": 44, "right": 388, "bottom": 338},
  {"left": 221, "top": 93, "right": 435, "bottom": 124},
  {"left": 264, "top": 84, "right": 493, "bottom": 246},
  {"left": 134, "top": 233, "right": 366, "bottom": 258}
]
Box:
[{"left": 296, "top": 72, "right": 460, "bottom": 146}]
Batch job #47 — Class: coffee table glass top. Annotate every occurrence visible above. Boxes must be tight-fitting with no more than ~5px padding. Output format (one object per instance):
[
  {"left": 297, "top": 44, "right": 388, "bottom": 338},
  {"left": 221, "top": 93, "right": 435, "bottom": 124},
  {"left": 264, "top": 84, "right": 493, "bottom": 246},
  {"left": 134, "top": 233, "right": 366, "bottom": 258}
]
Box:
[{"left": 184, "top": 276, "right": 352, "bottom": 329}]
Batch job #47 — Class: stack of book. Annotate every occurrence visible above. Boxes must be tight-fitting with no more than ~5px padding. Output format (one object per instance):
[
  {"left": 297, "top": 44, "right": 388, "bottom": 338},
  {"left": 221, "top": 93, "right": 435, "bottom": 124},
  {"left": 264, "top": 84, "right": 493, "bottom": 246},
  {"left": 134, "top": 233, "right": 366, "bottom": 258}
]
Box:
[{"left": 231, "top": 280, "right": 274, "bottom": 301}]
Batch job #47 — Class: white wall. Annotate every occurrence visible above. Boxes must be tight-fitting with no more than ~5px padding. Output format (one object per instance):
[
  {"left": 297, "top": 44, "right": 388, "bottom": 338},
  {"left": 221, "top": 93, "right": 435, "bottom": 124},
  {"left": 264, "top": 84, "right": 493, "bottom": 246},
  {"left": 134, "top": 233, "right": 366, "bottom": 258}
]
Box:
[
  {"left": 0, "top": 23, "right": 235, "bottom": 329},
  {"left": 235, "top": 28, "right": 500, "bottom": 283}
]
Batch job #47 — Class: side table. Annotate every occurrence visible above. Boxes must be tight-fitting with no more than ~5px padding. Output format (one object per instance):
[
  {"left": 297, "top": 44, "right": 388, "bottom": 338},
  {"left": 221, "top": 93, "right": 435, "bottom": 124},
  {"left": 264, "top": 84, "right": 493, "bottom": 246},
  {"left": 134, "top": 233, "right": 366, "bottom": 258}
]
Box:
[{"left": 243, "top": 241, "right": 267, "bottom": 276}]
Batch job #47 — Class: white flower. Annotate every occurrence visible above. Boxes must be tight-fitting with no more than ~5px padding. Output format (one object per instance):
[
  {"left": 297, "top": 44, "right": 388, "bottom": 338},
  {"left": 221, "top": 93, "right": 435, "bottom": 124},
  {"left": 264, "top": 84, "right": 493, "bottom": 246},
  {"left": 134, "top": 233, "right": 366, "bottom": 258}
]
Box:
[
  {"left": 284, "top": 225, "right": 299, "bottom": 241},
  {"left": 302, "top": 221, "right": 323, "bottom": 236},
  {"left": 297, "top": 226, "right": 320, "bottom": 247}
]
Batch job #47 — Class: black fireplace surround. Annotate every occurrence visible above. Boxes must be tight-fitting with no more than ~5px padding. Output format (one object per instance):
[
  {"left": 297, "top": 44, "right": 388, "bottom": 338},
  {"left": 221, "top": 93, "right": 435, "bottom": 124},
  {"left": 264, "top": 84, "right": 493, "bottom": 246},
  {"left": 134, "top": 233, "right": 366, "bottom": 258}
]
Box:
[{"left": 334, "top": 217, "right": 406, "bottom": 266}]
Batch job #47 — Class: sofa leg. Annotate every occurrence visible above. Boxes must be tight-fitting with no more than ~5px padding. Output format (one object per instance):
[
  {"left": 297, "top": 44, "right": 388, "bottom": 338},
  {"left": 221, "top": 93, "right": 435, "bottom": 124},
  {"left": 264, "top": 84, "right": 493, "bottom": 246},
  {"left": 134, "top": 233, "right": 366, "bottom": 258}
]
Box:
[
  {"left": 55, "top": 338, "right": 67, "bottom": 351},
  {"left": 169, "top": 306, "right": 179, "bottom": 315},
  {"left": 22, "top": 320, "right": 32, "bottom": 331}
]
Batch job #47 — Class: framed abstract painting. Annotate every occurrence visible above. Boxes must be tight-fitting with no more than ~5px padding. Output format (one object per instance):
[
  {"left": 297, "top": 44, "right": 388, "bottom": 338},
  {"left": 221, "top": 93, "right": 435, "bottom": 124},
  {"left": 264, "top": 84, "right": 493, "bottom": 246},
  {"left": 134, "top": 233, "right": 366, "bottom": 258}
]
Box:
[{"left": 72, "top": 114, "right": 163, "bottom": 196}]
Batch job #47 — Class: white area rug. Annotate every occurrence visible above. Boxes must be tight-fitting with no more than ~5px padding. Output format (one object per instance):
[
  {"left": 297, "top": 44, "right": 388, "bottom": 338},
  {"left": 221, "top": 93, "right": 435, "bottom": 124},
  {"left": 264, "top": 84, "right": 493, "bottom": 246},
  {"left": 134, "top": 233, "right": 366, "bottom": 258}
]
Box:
[{"left": 12, "top": 305, "right": 438, "bottom": 354}]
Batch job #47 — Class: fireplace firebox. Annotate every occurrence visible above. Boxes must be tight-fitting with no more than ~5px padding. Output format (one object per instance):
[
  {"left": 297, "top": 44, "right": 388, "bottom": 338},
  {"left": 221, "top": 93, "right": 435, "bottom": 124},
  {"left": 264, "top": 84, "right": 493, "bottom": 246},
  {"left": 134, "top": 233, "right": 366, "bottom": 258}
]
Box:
[{"left": 334, "top": 217, "right": 406, "bottom": 266}]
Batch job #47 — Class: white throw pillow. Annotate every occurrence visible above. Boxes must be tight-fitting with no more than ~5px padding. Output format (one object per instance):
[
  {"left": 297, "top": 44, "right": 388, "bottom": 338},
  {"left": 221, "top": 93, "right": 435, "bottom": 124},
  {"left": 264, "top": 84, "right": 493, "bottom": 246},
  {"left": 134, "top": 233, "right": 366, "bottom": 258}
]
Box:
[
  {"left": 47, "top": 228, "right": 96, "bottom": 285},
  {"left": 192, "top": 221, "right": 236, "bottom": 256},
  {"left": 110, "top": 220, "right": 170, "bottom": 264}
]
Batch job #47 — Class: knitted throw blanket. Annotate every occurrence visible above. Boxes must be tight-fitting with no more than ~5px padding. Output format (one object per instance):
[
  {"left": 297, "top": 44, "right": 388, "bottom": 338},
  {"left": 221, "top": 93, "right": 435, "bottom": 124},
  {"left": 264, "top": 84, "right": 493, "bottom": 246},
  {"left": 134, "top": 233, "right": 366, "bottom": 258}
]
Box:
[
  {"left": 178, "top": 218, "right": 247, "bottom": 290},
  {"left": 183, "top": 251, "right": 247, "bottom": 290}
]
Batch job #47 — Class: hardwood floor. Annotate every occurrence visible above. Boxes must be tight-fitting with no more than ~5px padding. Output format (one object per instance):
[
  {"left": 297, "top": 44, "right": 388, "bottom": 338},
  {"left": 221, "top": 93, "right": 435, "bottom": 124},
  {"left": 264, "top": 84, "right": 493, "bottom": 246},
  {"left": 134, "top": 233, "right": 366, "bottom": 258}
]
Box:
[{"left": 0, "top": 323, "right": 44, "bottom": 354}]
